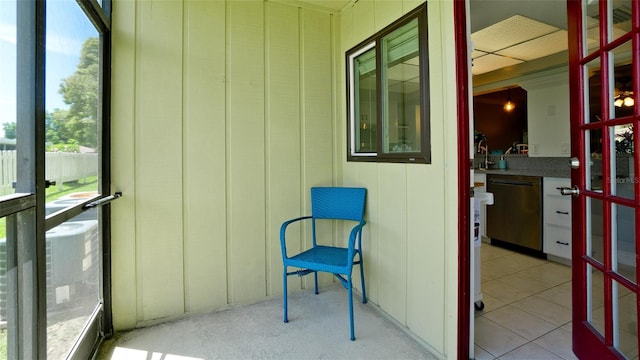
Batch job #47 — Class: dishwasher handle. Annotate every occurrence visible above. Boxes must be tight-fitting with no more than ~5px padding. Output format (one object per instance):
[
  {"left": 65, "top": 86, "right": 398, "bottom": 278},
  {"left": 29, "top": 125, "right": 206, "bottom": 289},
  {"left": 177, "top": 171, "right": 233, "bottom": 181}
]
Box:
[{"left": 489, "top": 178, "right": 537, "bottom": 187}]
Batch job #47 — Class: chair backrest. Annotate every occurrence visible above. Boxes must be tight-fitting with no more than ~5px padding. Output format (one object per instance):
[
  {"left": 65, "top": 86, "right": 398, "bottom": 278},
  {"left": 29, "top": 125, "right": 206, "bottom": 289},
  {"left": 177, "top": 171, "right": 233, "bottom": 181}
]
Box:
[{"left": 311, "top": 187, "right": 366, "bottom": 222}]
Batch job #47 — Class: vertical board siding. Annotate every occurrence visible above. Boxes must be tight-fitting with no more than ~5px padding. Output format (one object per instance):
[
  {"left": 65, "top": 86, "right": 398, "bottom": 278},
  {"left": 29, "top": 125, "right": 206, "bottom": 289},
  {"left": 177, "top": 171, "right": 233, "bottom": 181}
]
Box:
[
  {"left": 135, "top": 0, "right": 185, "bottom": 320},
  {"left": 302, "top": 9, "right": 336, "bottom": 287},
  {"left": 376, "top": 164, "right": 408, "bottom": 324},
  {"left": 265, "top": 2, "right": 302, "bottom": 295},
  {"left": 227, "top": 0, "right": 267, "bottom": 304},
  {"left": 112, "top": 0, "right": 337, "bottom": 326},
  {"left": 338, "top": 0, "right": 458, "bottom": 357},
  {"left": 110, "top": 0, "right": 138, "bottom": 330},
  {"left": 406, "top": 166, "right": 445, "bottom": 348},
  {"left": 183, "top": 0, "right": 228, "bottom": 313},
  {"left": 112, "top": 0, "right": 458, "bottom": 357}
]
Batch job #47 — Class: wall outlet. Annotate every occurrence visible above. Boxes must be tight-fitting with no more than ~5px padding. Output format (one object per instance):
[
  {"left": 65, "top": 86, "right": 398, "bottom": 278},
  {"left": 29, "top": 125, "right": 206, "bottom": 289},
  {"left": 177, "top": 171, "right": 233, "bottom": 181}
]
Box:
[{"left": 531, "top": 144, "right": 539, "bottom": 154}]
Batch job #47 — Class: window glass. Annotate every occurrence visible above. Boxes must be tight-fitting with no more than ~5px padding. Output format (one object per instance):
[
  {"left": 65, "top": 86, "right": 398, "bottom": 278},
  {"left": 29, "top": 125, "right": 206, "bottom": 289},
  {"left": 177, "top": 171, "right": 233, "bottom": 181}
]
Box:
[
  {"left": 353, "top": 45, "right": 377, "bottom": 154},
  {"left": 346, "top": 4, "right": 429, "bottom": 163},
  {"left": 381, "top": 18, "right": 420, "bottom": 154}
]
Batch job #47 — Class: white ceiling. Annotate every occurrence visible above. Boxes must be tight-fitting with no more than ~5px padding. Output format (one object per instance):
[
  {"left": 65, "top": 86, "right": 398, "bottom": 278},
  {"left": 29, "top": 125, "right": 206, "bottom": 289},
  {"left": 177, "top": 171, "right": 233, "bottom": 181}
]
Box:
[{"left": 294, "top": 0, "right": 606, "bottom": 76}]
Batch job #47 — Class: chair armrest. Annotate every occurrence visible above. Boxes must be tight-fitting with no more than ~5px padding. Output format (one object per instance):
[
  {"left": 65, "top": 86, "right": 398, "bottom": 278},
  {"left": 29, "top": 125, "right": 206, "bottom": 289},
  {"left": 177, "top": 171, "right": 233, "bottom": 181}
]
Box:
[
  {"left": 280, "top": 216, "right": 312, "bottom": 259},
  {"left": 347, "top": 220, "right": 367, "bottom": 258}
]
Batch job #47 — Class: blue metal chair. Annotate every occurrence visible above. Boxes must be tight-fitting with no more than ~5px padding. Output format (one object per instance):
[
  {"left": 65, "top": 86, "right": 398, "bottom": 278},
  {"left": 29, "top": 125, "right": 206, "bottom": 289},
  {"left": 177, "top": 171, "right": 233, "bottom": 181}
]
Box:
[{"left": 280, "top": 187, "right": 367, "bottom": 341}]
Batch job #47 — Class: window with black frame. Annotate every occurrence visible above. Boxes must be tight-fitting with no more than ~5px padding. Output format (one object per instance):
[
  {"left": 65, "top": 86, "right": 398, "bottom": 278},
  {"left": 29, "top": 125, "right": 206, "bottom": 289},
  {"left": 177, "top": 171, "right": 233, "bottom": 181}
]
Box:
[{"left": 346, "top": 4, "right": 430, "bottom": 163}]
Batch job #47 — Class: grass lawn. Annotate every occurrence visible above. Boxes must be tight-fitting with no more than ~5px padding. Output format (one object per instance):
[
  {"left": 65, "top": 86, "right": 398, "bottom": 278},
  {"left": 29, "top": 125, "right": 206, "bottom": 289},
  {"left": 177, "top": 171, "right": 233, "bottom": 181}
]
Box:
[{"left": 0, "top": 177, "right": 98, "bottom": 240}]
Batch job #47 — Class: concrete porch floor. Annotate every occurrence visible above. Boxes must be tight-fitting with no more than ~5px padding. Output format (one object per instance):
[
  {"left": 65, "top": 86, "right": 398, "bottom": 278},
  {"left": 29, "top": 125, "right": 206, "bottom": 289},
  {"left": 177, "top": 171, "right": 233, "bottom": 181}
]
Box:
[{"left": 97, "top": 284, "right": 439, "bottom": 360}]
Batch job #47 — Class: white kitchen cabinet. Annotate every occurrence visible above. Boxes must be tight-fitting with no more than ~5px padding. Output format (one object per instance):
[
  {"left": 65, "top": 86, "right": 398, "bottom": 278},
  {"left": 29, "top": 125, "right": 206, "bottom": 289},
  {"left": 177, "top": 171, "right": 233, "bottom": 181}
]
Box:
[{"left": 543, "top": 177, "right": 572, "bottom": 260}]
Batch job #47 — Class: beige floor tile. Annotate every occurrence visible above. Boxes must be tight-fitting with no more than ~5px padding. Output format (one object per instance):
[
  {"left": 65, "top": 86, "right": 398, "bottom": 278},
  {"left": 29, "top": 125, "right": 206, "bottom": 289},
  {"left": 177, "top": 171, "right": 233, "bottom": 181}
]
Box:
[
  {"left": 498, "top": 342, "right": 564, "bottom": 360},
  {"left": 511, "top": 294, "right": 572, "bottom": 326},
  {"left": 481, "top": 243, "right": 513, "bottom": 261},
  {"left": 473, "top": 345, "right": 494, "bottom": 360},
  {"left": 537, "top": 282, "right": 573, "bottom": 309},
  {"left": 497, "top": 273, "right": 556, "bottom": 294},
  {"left": 475, "top": 316, "right": 528, "bottom": 357},
  {"left": 517, "top": 262, "right": 572, "bottom": 287},
  {"left": 475, "top": 293, "right": 505, "bottom": 315},
  {"left": 483, "top": 305, "right": 557, "bottom": 340},
  {"left": 482, "top": 278, "right": 541, "bottom": 304},
  {"left": 481, "top": 262, "right": 516, "bottom": 281},
  {"left": 533, "top": 327, "right": 578, "bottom": 360}
]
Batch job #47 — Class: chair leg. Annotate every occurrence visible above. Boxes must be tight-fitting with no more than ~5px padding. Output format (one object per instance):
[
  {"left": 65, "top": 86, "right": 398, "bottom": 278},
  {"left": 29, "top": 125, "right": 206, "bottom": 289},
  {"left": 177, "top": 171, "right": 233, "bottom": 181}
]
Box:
[
  {"left": 348, "top": 277, "right": 355, "bottom": 341},
  {"left": 359, "top": 254, "right": 367, "bottom": 304},
  {"left": 283, "top": 270, "right": 289, "bottom": 323},
  {"left": 313, "top": 271, "right": 319, "bottom": 295}
]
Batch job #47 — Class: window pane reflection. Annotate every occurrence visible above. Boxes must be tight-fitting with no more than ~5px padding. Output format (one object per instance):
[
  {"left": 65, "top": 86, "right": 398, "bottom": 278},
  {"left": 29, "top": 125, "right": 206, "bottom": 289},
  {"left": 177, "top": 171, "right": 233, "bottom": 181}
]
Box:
[
  {"left": 589, "top": 197, "right": 604, "bottom": 264},
  {"left": 586, "top": 57, "right": 602, "bottom": 124},
  {"left": 382, "top": 18, "right": 421, "bottom": 154},
  {"left": 613, "top": 203, "right": 636, "bottom": 283},
  {"left": 588, "top": 264, "right": 606, "bottom": 337},
  {"left": 615, "top": 286, "right": 637, "bottom": 358},
  {"left": 583, "top": 0, "right": 600, "bottom": 55},
  {"left": 611, "top": 41, "right": 633, "bottom": 120},
  {"left": 609, "top": 0, "right": 632, "bottom": 42},
  {"left": 354, "top": 46, "right": 377, "bottom": 153}
]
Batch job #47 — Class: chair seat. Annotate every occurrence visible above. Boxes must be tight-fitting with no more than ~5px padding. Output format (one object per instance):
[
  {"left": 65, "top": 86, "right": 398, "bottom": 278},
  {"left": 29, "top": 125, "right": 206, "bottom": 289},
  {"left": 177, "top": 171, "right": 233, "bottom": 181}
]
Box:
[{"left": 286, "top": 246, "right": 352, "bottom": 274}]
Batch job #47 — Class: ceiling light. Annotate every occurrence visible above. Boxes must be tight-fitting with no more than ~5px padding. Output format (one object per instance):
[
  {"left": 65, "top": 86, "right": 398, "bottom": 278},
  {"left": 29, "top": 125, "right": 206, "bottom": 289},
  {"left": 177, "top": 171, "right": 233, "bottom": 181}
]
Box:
[{"left": 504, "top": 90, "right": 515, "bottom": 112}]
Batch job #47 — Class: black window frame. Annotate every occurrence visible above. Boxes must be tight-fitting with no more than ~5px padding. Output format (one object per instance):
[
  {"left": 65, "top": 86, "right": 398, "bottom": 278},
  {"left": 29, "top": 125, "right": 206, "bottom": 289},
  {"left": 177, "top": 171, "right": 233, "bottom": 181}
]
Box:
[{"left": 346, "top": 3, "right": 431, "bottom": 164}]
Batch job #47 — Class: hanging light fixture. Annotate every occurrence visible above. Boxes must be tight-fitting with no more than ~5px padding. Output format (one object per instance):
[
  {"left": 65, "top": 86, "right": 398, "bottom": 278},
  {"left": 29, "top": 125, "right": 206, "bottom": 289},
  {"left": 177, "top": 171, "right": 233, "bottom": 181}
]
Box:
[
  {"left": 614, "top": 90, "right": 635, "bottom": 108},
  {"left": 503, "top": 89, "right": 515, "bottom": 112}
]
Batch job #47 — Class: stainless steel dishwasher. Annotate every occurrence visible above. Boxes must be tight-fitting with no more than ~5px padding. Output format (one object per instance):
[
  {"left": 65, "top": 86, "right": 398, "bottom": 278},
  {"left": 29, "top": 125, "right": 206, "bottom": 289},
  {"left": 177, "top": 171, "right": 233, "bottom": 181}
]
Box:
[{"left": 486, "top": 174, "right": 543, "bottom": 252}]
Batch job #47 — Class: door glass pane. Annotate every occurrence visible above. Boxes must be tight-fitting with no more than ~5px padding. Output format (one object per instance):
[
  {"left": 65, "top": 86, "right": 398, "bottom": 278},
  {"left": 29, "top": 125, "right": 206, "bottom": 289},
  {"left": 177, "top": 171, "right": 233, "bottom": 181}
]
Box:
[
  {"left": 353, "top": 45, "right": 377, "bottom": 153},
  {"left": 589, "top": 197, "right": 604, "bottom": 263},
  {"left": 613, "top": 203, "right": 636, "bottom": 283},
  {"left": 612, "top": 41, "right": 633, "bottom": 120},
  {"left": 588, "top": 128, "right": 604, "bottom": 189},
  {"left": 609, "top": 0, "right": 632, "bottom": 42},
  {"left": 586, "top": 57, "right": 603, "bottom": 124},
  {"left": 45, "top": 2, "right": 100, "bottom": 358},
  {"left": 583, "top": 0, "right": 600, "bottom": 55},
  {"left": 588, "top": 263, "right": 606, "bottom": 337},
  {"left": 615, "top": 285, "right": 638, "bottom": 359},
  {"left": 611, "top": 125, "right": 635, "bottom": 201},
  {"left": 381, "top": 17, "right": 421, "bottom": 154},
  {"left": 0, "top": 0, "right": 17, "bottom": 196}
]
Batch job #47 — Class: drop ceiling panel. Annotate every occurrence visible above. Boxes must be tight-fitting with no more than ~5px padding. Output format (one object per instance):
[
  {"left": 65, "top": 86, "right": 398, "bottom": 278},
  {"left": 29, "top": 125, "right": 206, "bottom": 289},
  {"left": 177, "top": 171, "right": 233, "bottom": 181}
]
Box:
[
  {"left": 471, "top": 15, "right": 559, "bottom": 53},
  {"left": 496, "top": 30, "right": 567, "bottom": 60},
  {"left": 386, "top": 63, "right": 420, "bottom": 82},
  {"left": 472, "top": 54, "right": 523, "bottom": 75},
  {"left": 471, "top": 49, "right": 489, "bottom": 59}
]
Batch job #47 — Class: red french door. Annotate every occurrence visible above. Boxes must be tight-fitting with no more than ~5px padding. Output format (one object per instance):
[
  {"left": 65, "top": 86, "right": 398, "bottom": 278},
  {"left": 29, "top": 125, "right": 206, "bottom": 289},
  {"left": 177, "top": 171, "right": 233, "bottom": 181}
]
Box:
[{"left": 568, "top": 0, "right": 639, "bottom": 358}]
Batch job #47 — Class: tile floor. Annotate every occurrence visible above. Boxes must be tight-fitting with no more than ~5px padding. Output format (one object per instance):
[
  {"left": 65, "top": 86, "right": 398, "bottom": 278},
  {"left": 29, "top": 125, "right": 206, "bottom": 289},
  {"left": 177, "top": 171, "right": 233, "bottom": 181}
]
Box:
[
  {"left": 474, "top": 242, "right": 638, "bottom": 360},
  {"left": 474, "top": 243, "right": 576, "bottom": 360}
]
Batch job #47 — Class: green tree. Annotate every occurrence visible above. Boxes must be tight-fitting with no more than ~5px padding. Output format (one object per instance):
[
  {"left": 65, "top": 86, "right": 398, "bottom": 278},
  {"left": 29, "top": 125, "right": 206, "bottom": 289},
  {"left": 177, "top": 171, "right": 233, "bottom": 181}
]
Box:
[
  {"left": 54, "top": 37, "right": 99, "bottom": 148},
  {"left": 2, "top": 122, "right": 16, "bottom": 139}
]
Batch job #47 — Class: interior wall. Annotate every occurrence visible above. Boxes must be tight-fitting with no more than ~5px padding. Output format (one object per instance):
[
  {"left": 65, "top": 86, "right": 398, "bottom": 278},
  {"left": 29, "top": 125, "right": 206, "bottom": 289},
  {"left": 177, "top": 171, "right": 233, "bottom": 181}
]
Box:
[
  {"left": 339, "top": 0, "right": 458, "bottom": 358},
  {"left": 111, "top": 0, "right": 459, "bottom": 358},
  {"left": 111, "top": 0, "right": 339, "bottom": 329}
]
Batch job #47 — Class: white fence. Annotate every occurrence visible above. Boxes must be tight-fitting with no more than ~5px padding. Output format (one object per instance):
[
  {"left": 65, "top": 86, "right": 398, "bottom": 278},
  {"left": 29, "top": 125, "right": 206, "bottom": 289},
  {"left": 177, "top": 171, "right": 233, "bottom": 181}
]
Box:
[{"left": 0, "top": 150, "right": 98, "bottom": 195}]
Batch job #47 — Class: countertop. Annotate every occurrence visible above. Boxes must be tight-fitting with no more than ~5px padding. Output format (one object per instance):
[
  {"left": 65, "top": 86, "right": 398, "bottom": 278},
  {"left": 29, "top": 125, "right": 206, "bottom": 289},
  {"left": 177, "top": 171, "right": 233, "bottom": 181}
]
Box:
[{"left": 474, "top": 168, "right": 571, "bottom": 178}]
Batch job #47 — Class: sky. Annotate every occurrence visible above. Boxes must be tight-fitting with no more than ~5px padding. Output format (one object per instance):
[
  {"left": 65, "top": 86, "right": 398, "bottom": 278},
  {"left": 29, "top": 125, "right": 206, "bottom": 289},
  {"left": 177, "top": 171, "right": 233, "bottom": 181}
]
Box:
[{"left": 0, "top": 0, "right": 98, "bottom": 138}]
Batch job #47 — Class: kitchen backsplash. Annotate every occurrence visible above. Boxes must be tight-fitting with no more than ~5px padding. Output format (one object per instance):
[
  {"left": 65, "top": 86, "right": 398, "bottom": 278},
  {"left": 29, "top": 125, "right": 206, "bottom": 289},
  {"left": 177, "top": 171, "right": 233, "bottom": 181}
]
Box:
[{"left": 473, "top": 155, "right": 570, "bottom": 172}]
